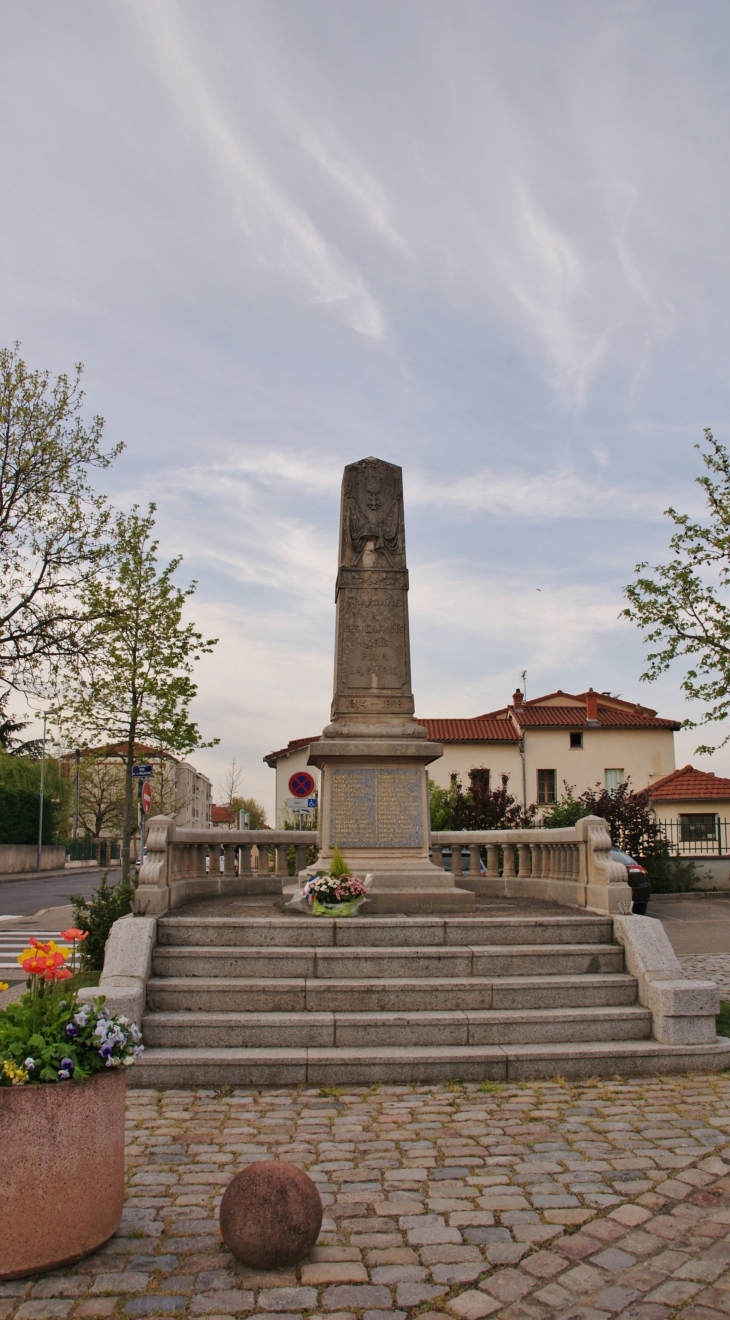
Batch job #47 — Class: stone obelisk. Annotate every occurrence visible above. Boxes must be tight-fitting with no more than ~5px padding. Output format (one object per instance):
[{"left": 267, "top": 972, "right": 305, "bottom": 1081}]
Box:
[{"left": 307, "top": 457, "right": 474, "bottom": 913}]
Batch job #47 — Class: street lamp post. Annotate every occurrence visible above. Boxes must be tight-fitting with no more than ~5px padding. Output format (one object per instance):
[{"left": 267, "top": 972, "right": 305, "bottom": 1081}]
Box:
[{"left": 36, "top": 712, "right": 47, "bottom": 873}]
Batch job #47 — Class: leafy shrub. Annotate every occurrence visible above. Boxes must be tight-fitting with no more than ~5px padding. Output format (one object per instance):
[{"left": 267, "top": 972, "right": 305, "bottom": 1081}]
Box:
[
  {"left": 68, "top": 872, "right": 137, "bottom": 970},
  {"left": 0, "top": 751, "right": 70, "bottom": 843},
  {"left": 429, "top": 771, "right": 537, "bottom": 830},
  {"left": 0, "top": 787, "right": 57, "bottom": 844}
]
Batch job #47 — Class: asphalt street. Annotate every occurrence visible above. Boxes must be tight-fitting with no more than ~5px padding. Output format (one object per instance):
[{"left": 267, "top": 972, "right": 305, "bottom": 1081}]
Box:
[{"left": 0, "top": 867, "right": 120, "bottom": 918}]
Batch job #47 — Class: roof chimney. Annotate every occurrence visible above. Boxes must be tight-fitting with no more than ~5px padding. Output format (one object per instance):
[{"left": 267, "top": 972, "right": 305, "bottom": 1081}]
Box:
[
  {"left": 586, "top": 688, "right": 599, "bottom": 726},
  {"left": 513, "top": 689, "right": 524, "bottom": 709}
]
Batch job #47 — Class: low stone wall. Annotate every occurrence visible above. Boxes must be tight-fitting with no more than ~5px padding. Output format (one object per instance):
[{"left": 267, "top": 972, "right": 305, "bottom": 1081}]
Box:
[
  {"left": 613, "top": 913, "right": 720, "bottom": 1044},
  {"left": 0, "top": 844, "right": 65, "bottom": 874},
  {"left": 79, "top": 914, "right": 157, "bottom": 1026}
]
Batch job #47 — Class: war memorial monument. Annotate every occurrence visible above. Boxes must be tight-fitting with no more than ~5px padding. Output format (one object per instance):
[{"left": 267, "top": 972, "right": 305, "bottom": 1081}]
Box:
[{"left": 306, "top": 455, "right": 474, "bottom": 913}]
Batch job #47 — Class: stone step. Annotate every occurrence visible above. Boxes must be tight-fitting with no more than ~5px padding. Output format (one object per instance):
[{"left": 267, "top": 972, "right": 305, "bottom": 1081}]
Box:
[
  {"left": 151, "top": 942, "right": 624, "bottom": 980},
  {"left": 157, "top": 915, "right": 615, "bottom": 948},
  {"left": 132, "top": 1036, "right": 730, "bottom": 1088},
  {"left": 142, "top": 1004, "right": 652, "bottom": 1048},
  {"left": 145, "top": 972, "right": 638, "bottom": 1013}
]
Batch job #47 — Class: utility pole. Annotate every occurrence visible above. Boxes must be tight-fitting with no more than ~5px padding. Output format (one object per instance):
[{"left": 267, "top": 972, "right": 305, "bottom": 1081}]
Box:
[{"left": 36, "top": 712, "right": 47, "bottom": 873}]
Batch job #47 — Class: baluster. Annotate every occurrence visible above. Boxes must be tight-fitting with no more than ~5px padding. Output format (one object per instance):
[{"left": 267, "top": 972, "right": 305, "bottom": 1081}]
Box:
[
  {"left": 532, "top": 844, "right": 543, "bottom": 878},
  {"left": 469, "top": 844, "right": 481, "bottom": 875},
  {"left": 451, "top": 843, "right": 464, "bottom": 876},
  {"left": 295, "top": 843, "right": 309, "bottom": 874},
  {"left": 502, "top": 843, "right": 516, "bottom": 878},
  {"left": 257, "top": 843, "right": 270, "bottom": 874},
  {"left": 432, "top": 843, "right": 444, "bottom": 870},
  {"left": 223, "top": 843, "right": 236, "bottom": 876},
  {"left": 238, "top": 844, "right": 252, "bottom": 876},
  {"left": 275, "top": 843, "right": 289, "bottom": 876},
  {"left": 485, "top": 844, "right": 500, "bottom": 877},
  {"left": 208, "top": 844, "right": 220, "bottom": 877},
  {"left": 517, "top": 843, "right": 531, "bottom": 877}
]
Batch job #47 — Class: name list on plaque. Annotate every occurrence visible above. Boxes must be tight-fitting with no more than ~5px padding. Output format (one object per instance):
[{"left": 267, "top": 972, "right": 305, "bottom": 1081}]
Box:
[{"left": 329, "top": 768, "right": 423, "bottom": 848}]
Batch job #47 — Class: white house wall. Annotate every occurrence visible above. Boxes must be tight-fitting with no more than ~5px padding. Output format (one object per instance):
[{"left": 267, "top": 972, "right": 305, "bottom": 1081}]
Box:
[{"left": 273, "top": 745, "right": 321, "bottom": 826}]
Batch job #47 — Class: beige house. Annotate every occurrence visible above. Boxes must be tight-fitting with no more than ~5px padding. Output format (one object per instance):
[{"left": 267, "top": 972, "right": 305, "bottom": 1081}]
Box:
[{"left": 264, "top": 686, "right": 679, "bottom": 823}]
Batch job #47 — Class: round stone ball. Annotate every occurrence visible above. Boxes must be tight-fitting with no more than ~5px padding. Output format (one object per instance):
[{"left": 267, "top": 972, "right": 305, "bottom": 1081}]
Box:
[{"left": 219, "top": 1160, "right": 323, "bottom": 1269}]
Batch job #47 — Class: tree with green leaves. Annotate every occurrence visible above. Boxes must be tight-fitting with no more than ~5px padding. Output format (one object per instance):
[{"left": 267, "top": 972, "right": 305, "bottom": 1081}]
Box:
[
  {"left": 54, "top": 504, "right": 218, "bottom": 877},
  {"left": 0, "top": 344, "right": 120, "bottom": 701},
  {"left": 623, "top": 429, "right": 730, "bottom": 753}
]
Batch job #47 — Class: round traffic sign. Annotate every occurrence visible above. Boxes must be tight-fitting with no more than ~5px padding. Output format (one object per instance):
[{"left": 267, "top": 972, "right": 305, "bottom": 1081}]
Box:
[
  {"left": 289, "top": 771, "right": 315, "bottom": 799},
  {"left": 140, "top": 781, "right": 152, "bottom": 814}
]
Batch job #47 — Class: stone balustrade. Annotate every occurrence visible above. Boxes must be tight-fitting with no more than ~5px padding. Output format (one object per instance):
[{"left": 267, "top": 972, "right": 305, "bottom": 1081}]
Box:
[
  {"left": 134, "top": 817, "right": 318, "bottom": 916},
  {"left": 431, "top": 814, "right": 633, "bottom": 913},
  {"left": 134, "top": 812, "right": 631, "bottom": 916}
]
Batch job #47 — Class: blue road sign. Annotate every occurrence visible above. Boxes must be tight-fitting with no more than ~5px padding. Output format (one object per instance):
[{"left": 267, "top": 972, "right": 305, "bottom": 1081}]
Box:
[
  {"left": 132, "top": 764, "right": 154, "bottom": 778},
  {"left": 307, "top": 797, "right": 317, "bottom": 809}
]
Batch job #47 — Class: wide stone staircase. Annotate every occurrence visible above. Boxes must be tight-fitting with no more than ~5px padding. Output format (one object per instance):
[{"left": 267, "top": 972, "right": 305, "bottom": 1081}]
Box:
[{"left": 133, "top": 913, "right": 727, "bottom": 1086}]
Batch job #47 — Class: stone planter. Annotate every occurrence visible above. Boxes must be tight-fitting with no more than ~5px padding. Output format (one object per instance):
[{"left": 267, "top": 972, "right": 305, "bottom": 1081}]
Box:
[{"left": 0, "top": 1069, "right": 126, "bottom": 1280}]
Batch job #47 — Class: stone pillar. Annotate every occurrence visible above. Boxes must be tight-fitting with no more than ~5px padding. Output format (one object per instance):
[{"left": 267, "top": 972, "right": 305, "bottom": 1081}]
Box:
[{"left": 307, "top": 457, "right": 474, "bottom": 914}]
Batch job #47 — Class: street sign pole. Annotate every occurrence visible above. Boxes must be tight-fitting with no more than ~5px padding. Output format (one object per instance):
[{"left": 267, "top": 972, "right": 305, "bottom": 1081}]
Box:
[{"left": 138, "top": 778, "right": 144, "bottom": 867}]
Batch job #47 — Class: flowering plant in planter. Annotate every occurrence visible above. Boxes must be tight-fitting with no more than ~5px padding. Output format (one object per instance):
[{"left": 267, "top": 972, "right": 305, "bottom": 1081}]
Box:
[
  {"left": 301, "top": 846, "right": 370, "bottom": 916},
  {"left": 0, "top": 931, "right": 142, "bottom": 1086}
]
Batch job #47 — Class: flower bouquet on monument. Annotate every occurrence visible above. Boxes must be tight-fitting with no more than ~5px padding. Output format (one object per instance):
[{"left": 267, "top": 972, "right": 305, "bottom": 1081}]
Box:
[
  {"left": 300, "top": 846, "right": 370, "bottom": 916},
  {"left": 0, "top": 932, "right": 143, "bottom": 1281}
]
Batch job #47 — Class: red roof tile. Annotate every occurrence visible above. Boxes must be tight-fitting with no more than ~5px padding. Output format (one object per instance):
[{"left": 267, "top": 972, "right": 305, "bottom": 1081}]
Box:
[
  {"left": 650, "top": 764, "right": 730, "bottom": 801},
  {"left": 211, "top": 804, "right": 237, "bottom": 824},
  {"left": 263, "top": 688, "right": 679, "bottom": 762},
  {"left": 515, "top": 705, "right": 679, "bottom": 730},
  {"left": 416, "top": 717, "right": 519, "bottom": 742}
]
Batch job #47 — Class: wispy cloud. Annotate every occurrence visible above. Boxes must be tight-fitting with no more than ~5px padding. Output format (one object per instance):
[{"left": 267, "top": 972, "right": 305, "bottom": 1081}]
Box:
[{"left": 130, "top": 0, "right": 385, "bottom": 336}]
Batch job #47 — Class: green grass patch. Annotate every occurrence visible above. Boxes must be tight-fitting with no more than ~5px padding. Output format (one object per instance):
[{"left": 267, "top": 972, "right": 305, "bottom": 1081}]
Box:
[{"left": 717, "top": 1001, "right": 730, "bottom": 1038}]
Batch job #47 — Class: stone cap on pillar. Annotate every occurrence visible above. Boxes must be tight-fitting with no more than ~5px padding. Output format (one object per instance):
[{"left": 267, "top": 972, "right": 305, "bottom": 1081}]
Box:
[{"left": 308, "top": 738, "right": 443, "bottom": 768}]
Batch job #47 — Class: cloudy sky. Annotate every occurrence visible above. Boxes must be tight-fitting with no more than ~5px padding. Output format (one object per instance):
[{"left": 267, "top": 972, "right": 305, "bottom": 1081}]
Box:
[{"left": 3, "top": 1, "right": 730, "bottom": 814}]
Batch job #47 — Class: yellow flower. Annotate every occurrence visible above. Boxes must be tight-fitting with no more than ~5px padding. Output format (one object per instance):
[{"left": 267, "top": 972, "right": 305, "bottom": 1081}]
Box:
[
  {"left": 0, "top": 982, "right": 8, "bottom": 992},
  {"left": 2, "top": 1059, "right": 28, "bottom": 1085}
]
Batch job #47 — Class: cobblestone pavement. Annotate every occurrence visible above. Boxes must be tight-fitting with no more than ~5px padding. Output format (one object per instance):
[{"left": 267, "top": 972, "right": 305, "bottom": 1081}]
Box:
[
  {"left": 8, "top": 1078, "right": 730, "bottom": 1320},
  {"left": 680, "top": 956, "right": 730, "bottom": 997}
]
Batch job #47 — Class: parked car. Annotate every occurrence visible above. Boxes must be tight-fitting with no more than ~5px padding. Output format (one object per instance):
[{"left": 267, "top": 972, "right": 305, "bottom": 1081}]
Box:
[
  {"left": 438, "top": 846, "right": 487, "bottom": 874},
  {"left": 610, "top": 847, "right": 650, "bottom": 914}
]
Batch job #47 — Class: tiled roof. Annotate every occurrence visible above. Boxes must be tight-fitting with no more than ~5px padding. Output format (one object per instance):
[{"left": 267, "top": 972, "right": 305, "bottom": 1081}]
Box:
[
  {"left": 649, "top": 764, "right": 730, "bottom": 802},
  {"left": 264, "top": 736, "right": 319, "bottom": 766},
  {"left": 514, "top": 705, "right": 680, "bottom": 730},
  {"left": 263, "top": 689, "right": 679, "bottom": 762},
  {"left": 211, "top": 804, "right": 236, "bottom": 824},
  {"left": 416, "top": 717, "right": 519, "bottom": 742}
]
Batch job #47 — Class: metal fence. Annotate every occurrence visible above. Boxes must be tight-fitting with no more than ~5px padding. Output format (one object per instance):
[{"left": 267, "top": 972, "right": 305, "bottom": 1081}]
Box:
[{"left": 659, "top": 817, "right": 730, "bottom": 857}]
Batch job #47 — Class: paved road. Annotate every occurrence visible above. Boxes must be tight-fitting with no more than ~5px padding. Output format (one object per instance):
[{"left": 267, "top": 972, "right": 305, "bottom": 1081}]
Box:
[
  {"left": 649, "top": 894, "right": 730, "bottom": 955},
  {"left": 0, "top": 866, "right": 121, "bottom": 918}
]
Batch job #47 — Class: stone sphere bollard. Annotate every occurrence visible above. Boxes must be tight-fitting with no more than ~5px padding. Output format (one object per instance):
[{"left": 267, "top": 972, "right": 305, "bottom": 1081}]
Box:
[{"left": 219, "top": 1160, "right": 323, "bottom": 1269}]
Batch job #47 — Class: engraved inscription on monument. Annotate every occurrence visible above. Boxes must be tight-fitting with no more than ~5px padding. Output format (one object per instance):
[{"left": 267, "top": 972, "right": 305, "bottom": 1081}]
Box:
[
  {"left": 329, "top": 457, "right": 415, "bottom": 724},
  {"left": 337, "top": 586, "right": 409, "bottom": 692},
  {"left": 329, "top": 768, "right": 423, "bottom": 848}
]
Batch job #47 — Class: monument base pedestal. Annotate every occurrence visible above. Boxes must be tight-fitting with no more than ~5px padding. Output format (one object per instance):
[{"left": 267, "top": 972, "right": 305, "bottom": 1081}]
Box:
[
  {"left": 306, "top": 737, "right": 476, "bottom": 915},
  {"left": 361, "top": 881, "right": 475, "bottom": 915}
]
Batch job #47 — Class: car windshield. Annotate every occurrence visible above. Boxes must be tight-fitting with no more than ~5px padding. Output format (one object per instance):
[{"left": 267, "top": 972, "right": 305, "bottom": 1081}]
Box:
[{"left": 610, "top": 847, "right": 638, "bottom": 867}]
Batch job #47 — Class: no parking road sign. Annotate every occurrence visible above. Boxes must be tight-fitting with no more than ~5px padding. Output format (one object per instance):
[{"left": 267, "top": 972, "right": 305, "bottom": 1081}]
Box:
[{"left": 289, "top": 771, "right": 315, "bottom": 799}]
